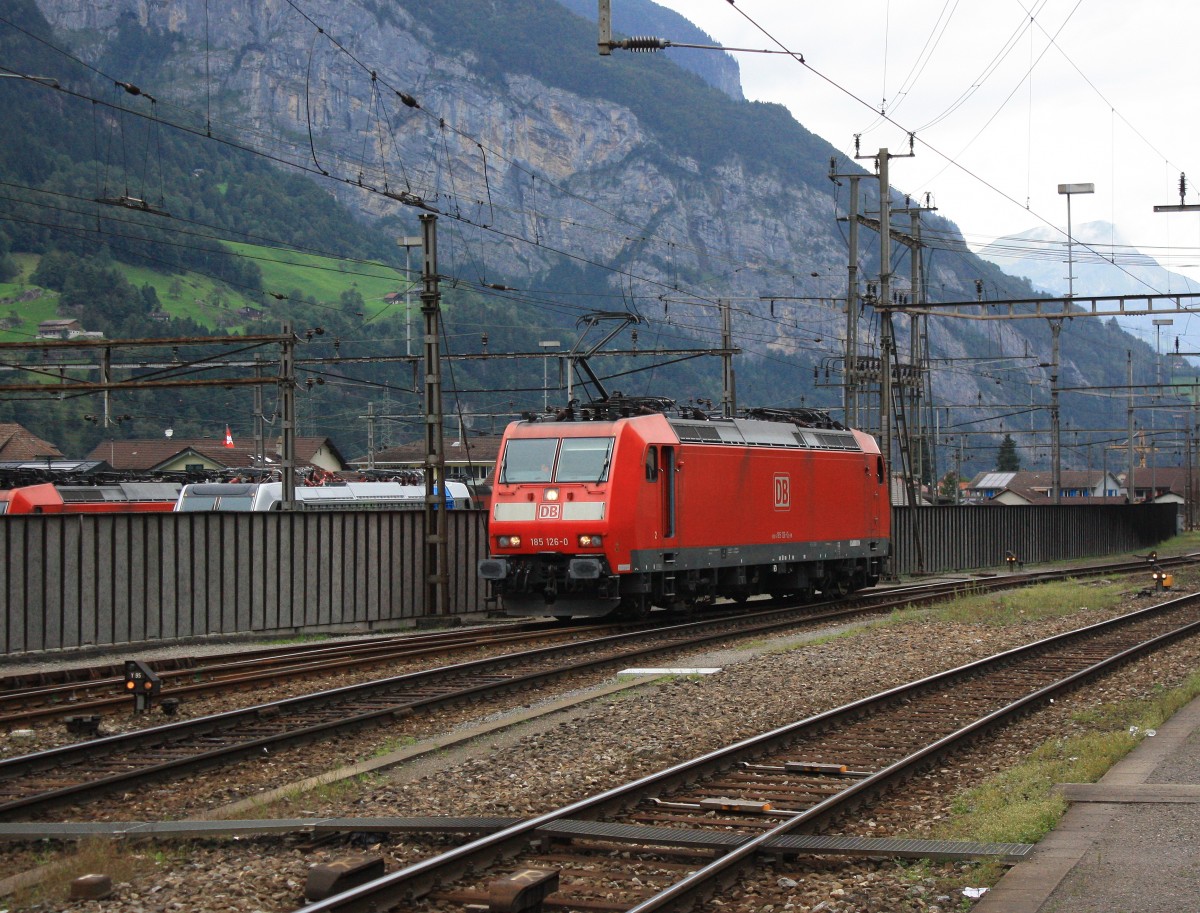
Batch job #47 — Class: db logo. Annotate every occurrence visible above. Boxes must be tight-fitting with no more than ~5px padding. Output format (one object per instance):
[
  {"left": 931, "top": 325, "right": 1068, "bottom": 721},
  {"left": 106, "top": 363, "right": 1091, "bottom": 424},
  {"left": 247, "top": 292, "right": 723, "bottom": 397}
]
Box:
[
  {"left": 773, "top": 474, "right": 791, "bottom": 510},
  {"left": 538, "top": 503, "right": 561, "bottom": 520}
]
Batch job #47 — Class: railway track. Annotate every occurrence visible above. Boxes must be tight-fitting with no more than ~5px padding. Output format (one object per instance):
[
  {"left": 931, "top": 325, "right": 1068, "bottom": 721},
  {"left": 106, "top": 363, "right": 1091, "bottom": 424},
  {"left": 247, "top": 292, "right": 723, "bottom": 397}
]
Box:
[
  {"left": 0, "top": 572, "right": 1054, "bottom": 819},
  {"left": 0, "top": 620, "right": 617, "bottom": 727},
  {"left": 1, "top": 553, "right": 1185, "bottom": 731},
  {"left": 0, "top": 556, "right": 1188, "bottom": 820},
  {"left": 294, "top": 588, "right": 1200, "bottom": 913}
]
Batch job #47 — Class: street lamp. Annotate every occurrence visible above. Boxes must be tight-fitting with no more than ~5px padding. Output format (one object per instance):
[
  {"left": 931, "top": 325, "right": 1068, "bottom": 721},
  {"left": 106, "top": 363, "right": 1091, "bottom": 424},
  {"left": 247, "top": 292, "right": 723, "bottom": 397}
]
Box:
[
  {"left": 1057, "top": 183, "right": 1094, "bottom": 299},
  {"left": 1052, "top": 182, "right": 1094, "bottom": 504},
  {"left": 397, "top": 236, "right": 422, "bottom": 357},
  {"left": 1153, "top": 318, "right": 1174, "bottom": 385},
  {"left": 539, "top": 340, "right": 560, "bottom": 411}
]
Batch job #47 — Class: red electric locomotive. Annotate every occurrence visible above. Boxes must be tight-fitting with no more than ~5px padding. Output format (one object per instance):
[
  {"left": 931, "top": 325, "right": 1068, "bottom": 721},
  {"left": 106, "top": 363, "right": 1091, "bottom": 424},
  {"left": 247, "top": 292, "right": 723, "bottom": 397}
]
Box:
[
  {"left": 478, "top": 403, "right": 890, "bottom": 618},
  {"left": 2, "top": 481, "right": 182, "bottom": 514}
]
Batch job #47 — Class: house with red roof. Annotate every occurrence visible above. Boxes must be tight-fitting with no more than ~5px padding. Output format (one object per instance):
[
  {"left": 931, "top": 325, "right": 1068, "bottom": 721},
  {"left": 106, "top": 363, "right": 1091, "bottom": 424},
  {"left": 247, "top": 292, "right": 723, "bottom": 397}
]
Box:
[
  {"left": 87, "top": 435, "right": 349, "bottom": 475},
  {"left": 0, "top": 423, "right": 65, "bottom": 461}
]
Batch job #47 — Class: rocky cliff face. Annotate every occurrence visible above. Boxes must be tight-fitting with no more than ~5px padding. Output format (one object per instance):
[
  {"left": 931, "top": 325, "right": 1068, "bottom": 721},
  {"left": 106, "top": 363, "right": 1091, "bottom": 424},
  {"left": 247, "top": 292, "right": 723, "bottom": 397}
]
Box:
[
  {"left": 36, "top": 0, "right": 857, "bottom": 301},
  {"left": 31, "top": 0, "right": 1141, "bottom": 443},
  {"left": 553, "top": 0, "right": 745, "bottom": 101}
]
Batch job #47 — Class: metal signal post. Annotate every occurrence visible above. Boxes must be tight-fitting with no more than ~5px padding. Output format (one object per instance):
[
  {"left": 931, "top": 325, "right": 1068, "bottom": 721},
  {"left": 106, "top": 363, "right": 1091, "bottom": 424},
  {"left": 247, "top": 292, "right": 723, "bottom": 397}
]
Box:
[{"left": 420, "top": 214, "right": 449, "bottom": 616}]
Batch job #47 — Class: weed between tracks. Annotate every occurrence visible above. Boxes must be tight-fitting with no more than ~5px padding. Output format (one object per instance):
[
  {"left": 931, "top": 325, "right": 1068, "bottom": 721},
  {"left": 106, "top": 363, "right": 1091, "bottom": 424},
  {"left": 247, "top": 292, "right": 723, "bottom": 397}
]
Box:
[
  {"left": 10, "top": 838, "right": 187, "bottom": 910},
  {"left": 369, "top": 734, "right": 420, "bottom": 759},
  {"left": 249, "top": 771, "right": 389, "bottom": 820},
  {"left": 928, "top": 578, "right": 1128, "bottom": 626},
  {"left": 921, "top": 669, "right": 1200, "bottom": 892}
]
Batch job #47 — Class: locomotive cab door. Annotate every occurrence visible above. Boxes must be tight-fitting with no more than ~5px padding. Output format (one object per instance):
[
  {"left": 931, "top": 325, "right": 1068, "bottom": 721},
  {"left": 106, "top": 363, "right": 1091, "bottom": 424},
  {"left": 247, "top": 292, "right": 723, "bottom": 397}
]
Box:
[
  {"left": 662, "top": 445, "right": 677, "bottom": 541},
  {"left": 644, "top": 444, "right": 677, "bottom": 543}
]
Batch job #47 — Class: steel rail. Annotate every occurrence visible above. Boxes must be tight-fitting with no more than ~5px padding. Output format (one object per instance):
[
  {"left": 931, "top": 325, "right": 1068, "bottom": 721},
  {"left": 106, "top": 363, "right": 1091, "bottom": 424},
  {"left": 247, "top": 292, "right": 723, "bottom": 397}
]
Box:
[
  {"left": 295, "top": 590, "right": 1200, "bottom": 913},
  {"left": 0, "top": 575, "right": 988, "bottom": 718},
  {"left": 0, "top": 620, "right": 560, "bottom": 693},
  {"left": 0, "top": 558, "right": 1189, "bottom": 818},
  {"left": 0, "top": 577, "right": 1001, "bottom": 818},
  {"left": 1, "top": 551, "right": 1183, "bottom": 710},
  {"left": 0, "top": 622, "right": 614, "bottom": 726},
  {"left": 629, "top": 597, "right": 1200, "bottom": 911}
]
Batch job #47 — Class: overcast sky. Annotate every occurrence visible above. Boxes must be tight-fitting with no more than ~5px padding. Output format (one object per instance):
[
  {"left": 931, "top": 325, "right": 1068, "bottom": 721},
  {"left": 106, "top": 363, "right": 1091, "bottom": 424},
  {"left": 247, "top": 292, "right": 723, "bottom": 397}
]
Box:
[{"left": 644, "top": 1, "right": 1200, "bottom": 285}]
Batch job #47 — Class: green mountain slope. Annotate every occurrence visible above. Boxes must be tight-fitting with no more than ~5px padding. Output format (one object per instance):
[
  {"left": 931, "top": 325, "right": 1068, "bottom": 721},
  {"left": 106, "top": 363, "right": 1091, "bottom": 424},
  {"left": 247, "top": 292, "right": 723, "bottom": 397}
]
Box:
[{"left": 2, "top": 0, "right": 1175, "bottom": 475}]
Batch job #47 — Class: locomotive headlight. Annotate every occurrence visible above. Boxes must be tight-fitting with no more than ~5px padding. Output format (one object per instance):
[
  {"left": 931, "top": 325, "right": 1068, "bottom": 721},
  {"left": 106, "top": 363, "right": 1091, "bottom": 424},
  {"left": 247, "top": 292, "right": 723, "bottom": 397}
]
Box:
[
  {"left": 578, "top": 533, "right": 603, "bottom": 548},
  {"left": 498, "top": 535, "right": 522, "bottom": 548},
  {"left": 544, "top": 488, "right": 559, "bottom": 501}
]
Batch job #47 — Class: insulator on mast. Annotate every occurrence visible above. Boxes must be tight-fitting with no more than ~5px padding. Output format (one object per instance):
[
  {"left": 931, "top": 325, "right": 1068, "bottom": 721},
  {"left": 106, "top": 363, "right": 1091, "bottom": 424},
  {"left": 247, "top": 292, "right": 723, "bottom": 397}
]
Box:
[{"left": 622, "top": 35, "right": 669, "bottom": 51}]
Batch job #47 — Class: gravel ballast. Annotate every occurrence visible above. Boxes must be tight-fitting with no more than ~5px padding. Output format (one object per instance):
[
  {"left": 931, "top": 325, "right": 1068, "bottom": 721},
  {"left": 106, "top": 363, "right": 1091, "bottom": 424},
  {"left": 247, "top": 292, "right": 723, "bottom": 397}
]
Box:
[{"left": 3, "top": 571, "right": 1199, "bottom": 912}]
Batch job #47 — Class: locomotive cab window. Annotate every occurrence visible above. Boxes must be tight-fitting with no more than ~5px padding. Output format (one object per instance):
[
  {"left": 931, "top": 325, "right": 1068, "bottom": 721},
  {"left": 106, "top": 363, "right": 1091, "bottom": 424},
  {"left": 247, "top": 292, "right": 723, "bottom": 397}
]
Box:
[
  {"left": 499, "top": 438, "right": 559, "bottom": 483},
  {"left": 178, "top": 494, "right": 221, "bottom": 511},
  {"left": 555, "top": 437, "right": 615, "bottom": 483},
  {"left": 645, "top": 445, "right": 658, "bottom": 481}
]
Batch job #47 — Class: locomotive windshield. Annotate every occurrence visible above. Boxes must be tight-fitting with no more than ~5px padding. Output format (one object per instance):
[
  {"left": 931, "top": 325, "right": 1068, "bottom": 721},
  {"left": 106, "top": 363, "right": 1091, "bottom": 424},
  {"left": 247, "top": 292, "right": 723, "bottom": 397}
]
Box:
[
  {"left": 556, "top": 437, "right": 614, "bottom": 482},
  {"left": 499, "top": 436, "right": 615, "bottom": 483},
  {"left": 500, "top": 438, "right": 559, "bottom": 483}
]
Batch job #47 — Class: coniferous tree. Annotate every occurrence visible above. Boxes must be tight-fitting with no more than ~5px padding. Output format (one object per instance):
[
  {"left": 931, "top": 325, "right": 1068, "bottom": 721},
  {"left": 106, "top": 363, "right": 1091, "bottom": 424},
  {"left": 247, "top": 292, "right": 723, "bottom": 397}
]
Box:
[
  {"left": 997, "top": 433, "right": 1020, "bottom": 471},
  {"left": 938, "top": 471, "right": 962, "bottom": 503}
]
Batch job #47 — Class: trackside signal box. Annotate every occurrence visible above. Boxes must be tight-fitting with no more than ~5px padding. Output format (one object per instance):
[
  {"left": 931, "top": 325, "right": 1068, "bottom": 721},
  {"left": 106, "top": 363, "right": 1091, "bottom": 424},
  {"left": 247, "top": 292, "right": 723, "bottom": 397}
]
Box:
[{"left": 124, "top": 659, "right": 161, "bottom": 713}]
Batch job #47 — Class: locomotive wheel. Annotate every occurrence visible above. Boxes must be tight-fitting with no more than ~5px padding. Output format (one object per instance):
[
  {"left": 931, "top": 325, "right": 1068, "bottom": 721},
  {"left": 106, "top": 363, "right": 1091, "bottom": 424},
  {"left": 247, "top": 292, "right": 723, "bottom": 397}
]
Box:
[
  {"left": 615, "top": 595, "right": 650, "bottom": 621},
  {"left": 728, "top": 584, "right": 755, "bottom": 604},
  {"left": 822, "top": 577, "right": 850, "bottom": 599}
]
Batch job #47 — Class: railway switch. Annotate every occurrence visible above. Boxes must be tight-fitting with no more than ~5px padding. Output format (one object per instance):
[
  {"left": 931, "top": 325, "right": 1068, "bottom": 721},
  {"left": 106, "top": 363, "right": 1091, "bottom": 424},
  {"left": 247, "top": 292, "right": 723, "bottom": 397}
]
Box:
[
  {"left": 785, "top": 761, "right": 849, "bottom": 776},
  {"left": 699, "top": 797, "right": 774, "bottom": 813},
  {"left": 487, "top": 868, "right": 560, "bottom": 913},
  {"left": 123, "top": 659, "right": 160, "bottom": 713}
]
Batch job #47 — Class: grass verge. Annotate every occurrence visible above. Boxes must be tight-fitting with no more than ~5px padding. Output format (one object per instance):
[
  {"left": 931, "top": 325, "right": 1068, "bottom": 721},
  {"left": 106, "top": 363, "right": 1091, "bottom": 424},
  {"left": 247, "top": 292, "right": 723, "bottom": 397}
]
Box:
[
  {"left": 924, "top": 669, "right": 1200, "bottom": 893},
  {"left": 926, "top": 578, "right": 1128, "bottom": 626},
  {"left": 9, "top": 838, "right": 186, "bottom": 910}
]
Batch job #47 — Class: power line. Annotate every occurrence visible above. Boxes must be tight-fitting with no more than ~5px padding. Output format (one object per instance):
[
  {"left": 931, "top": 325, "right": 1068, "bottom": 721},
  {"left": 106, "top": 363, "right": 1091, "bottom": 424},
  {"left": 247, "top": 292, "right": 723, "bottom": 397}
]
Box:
[{"left": 718, "top": 3, "right": 1170, "bottom": 297}]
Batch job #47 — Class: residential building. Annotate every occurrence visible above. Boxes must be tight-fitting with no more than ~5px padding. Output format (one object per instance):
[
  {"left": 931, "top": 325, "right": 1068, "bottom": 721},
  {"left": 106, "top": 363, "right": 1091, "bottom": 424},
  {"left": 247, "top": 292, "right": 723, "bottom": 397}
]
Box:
[
  {"left": 0, "top": 423, "right": 64, "bottom": 461},
  {"left": 965, "top": 470, "right": 1125, "bottom": 505},
  {"left": 86, "top": 435, "right": 348, "bottom": 475}
]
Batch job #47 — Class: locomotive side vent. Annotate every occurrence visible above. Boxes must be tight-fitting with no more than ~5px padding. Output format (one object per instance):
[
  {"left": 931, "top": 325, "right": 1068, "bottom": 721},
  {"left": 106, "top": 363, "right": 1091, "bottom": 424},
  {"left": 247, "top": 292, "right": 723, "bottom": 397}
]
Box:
[
  {"left": 813, "top": 431, "right": 862, "bottom": 451},
  {"left": 669, "top": 414, "right": 858, "bottom": 450},
  {"left": 58, "top": 488, "right": 111, "bottom": 502},
  {"left": 671, "top": 422, "right": 723, "bottom": 443}
]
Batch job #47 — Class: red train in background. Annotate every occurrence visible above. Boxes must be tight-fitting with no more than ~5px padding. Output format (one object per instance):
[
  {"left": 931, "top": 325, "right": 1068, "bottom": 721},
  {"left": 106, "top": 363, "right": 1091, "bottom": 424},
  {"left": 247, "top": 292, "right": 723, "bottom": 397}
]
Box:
[
  {"left": 478, "top": 402, "right": 890, "bottom": 618},
  {"left": 0, "top": 481, "right": 182, "bottom": 514}
]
